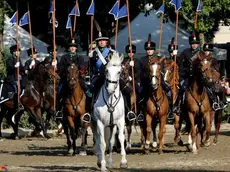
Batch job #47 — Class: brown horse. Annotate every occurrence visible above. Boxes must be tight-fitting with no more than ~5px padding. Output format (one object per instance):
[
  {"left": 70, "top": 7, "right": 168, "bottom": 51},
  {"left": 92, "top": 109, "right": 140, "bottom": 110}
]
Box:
[
  {"left": 163, "top": 59, "right": 183, "bottom": 145},
  {"left": 144, "top": 57, "right": 169, "bottom": 154},
  {"left": 120, "top": 60, "right": 136, "bottom": 150},
  {"left": 63, "top": 63, "right": 90, "bottom": 155},
  {"left": 184, "top": 58, "right": 212, "bottom": 154},
  {"left": 209, "top": 60, "right": 224, "bottom": 144}
]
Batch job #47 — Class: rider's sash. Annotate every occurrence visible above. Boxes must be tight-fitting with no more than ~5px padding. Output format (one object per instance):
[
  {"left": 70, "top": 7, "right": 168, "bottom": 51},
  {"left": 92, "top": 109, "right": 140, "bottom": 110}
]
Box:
[{"left": 95, "top": 48, "right": 109, "bottom": 71}]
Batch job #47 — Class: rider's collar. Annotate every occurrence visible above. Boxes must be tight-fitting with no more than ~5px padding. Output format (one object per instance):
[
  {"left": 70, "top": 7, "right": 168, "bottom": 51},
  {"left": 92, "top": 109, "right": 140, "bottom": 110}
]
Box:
[
  {"left": 191, "top": 47, "right": 200, "bottom": 53},
  {"left": 69, "top": 52, "right": 77, "bottom": 56}
]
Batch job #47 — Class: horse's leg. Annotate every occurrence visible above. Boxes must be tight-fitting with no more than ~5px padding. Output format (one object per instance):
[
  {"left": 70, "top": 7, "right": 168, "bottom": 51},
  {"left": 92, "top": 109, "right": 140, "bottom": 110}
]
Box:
[
  {"left": 203, "top": 112, "right": 211, "bottom": 147},
  {"left": 62, "top": 116, "right": 71, "bottom": 154},
  {"left": 79, "top": 122, "right": 88, "bottom": 156},
  {"left": 144, "top": 114, "right": 152, "bottom": 152},
  {"left": 158, "top": 115, "right": 166, "bottom": 155},
  {"left": 213, "top": 110, "right": 222, "bottom": 145},
  {"left": 139, "top": 121, "right": 145, "bottom": 149},
  {"left": 107, "top": 126, "right": 117, "bottom": 169},
  {"left": 174, "top": 114, "right": 183, "bottom": 146},
  {"left": 36, "top": 107, "right": 50, "bottom": 139},
  {"left": 95, "top": 120, "right": 107, "bottom": 171},
  {"left": 67, "top": 116, "right": 76, "bottom": 155},
  {"left": 151, "top": 118, "right": 158, "bottom": 149},
  {"left": 117, "top": 118, "right": 128, "bottom": 169},
  {"left": 8, "top": 109, "right": 22, "bottom": 140},
  {"left": 0, "top": 106, "right": 6, "bottom": 138},
  {"left": 188, "top": 112, "right": 197, "bottom": 154},
  {"left": 126, "top": 121, "right": 132, "bottom": 151}
]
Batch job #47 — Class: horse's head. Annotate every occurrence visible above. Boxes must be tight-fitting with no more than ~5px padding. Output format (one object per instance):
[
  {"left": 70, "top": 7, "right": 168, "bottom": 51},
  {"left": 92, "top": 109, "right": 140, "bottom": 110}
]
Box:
[
  {"left": 149, "top": 57, "right": 165, "bottom": 90},
  {"left": 163, "top": 59, "right": 179, "bottom": 86},
  {"left": 43, "top": 63, "right": 60, "bottom": 85},
  {"left": 105, "top": 51, "right": 124, "bottom": 95},
  {"left": 196, "top": 58, "right": 213, "bottom": 84},
  {"left": 67, "top": 63, "right": 79, "bottom": 90}
]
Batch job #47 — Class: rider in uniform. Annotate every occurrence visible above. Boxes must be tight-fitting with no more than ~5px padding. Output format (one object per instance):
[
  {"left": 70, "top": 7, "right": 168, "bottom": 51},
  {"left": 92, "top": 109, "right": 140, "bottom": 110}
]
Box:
[
  {"left": 43, "top": 45, "right": 58, "bottom": 66},
  {"left": 197, "top": 43, "right": 228, "bottom": 110},
  {"left": 24, "top": 46, "right": 40, "bottom": 80},
  {"left": 120, "top": 43, "right": 141, "bottom": 121},
  {"left": 56, "top": 38, "right": 90, "bottom": 118},
  {"left": 88, "top": 30, "right": 115, "bottom": 99},
  {"left": 5, "top": 44, "right": 25, "bottom": 110},
  {"left": 174, "top": 32, "right": 200, "bottom": 113}
]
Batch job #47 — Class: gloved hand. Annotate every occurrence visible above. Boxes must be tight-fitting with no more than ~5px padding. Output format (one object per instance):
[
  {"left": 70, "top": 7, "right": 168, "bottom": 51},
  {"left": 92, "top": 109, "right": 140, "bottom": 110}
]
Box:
[
  {"left": 29, "top": 60, "right": 35, "bottom": 69},
  {"left": 173, "top": 50, "right": 178, "bottom": 56},
  {"left": 52, "top": 60, "right": 57, "bottom": 67},
  {"left": 129, "top": 60, "right": 134, "bottom": 67},
  {"left": 88, "top": 50, "right": 93, "bottom": 58},
  {"left": 14, "top": 62, "right": 20, "bottom": 68}
]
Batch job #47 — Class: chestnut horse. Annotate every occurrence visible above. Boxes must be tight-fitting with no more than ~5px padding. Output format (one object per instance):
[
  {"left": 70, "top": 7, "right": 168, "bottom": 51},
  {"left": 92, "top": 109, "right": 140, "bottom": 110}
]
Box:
[
  {"left": 184, "top": 58, "right": 212, "bottom": 154},
  {"left": 163, "top": 59, "right": 183, "bottom": 145},
  {"left": 144, "top": 57, "right": 169, "bottom": 154},
  {"left": 63, "top": 63, "right": 90, "bottom": 156}
]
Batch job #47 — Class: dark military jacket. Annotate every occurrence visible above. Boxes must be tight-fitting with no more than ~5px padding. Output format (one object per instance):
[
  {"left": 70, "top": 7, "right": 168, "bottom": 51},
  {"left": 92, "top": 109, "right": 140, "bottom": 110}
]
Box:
[
  {"left": 89, "top": 47, "right": 113, "bottom": 76},
  {"left": 5, "top": 54, "right": 24, "bottom": 85},
  {"left": 179, "top": 48, "right": 200, "bottom": 79},
  {"left": 57, "top": 52, "right": 84, "bottom": 79},
  {"left": 122, "top": 56, "right": 141, "bottom": 84},
  {"left": 24, "top": 58, "right": 40, "bottom": 72}
]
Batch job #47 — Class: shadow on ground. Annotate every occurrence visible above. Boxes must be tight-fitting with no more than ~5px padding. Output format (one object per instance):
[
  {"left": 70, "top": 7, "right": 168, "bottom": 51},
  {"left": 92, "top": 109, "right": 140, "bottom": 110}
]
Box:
[{"left": 18, "top": 165, "right": 227, "bottom": 172}]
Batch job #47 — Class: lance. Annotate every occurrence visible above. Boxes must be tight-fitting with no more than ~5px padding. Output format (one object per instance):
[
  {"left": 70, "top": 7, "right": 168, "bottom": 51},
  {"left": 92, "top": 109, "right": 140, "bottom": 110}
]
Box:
[
  {"left": 68, "top": 5, "right": 73, "bottom": 38},
  {"left": 51, "top": 0, "right": 57, "bottom": 112},
  {"left": 157, "top": 0, "right": 164, "bottom": 56},
  {"left": 88, "top": 0, "right": 94, "bottom": 77},
  {"left": 16, "top": 1, "right": 20, "bottom": 108},
  {"left": 27, "top": 2, "right": 34, "bottom": 61},
  {"left": 126, "top": 0, "right": 137, "bottom": 114},
  {"left": 114, "top": 0, "right": 120, "bottom": 49},
  {"left": 73, "top": 0, "right": 79, "bottom": 35},
  {"left": 172, "top": 10, "right": 179, "bottom": 105}
]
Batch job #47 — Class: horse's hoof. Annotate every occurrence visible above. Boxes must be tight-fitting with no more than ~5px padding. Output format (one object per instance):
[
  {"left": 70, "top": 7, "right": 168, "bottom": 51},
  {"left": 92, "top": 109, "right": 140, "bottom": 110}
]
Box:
[
  {"left": 101, "top": 168, "right": 107, "bottom": 172},
  {"left": 67, "top": 148, "right": 74, "bottom": 155},
  {"left": 0, "top": 137, "right": 5, "bottom": 141},
  {"left": 144, "top": 144, "right": 150, "bottom": 150},
  {"left": 192, "top": 150, "right": 198, "bottom": 154},
  {"left": 158, "top": 150, "right": 163, "bottom": 155},
  {"left": 97, "top": 162, "right": 101, "bottom": 168},
  {"left": 177, "top": 139, "right": 184, "bottom": 146},
  {"left": 204, "top": 142, "right": 210, "bottom": 147},
  {"left": 144, "top": 149, "right": 150, "bottom": 155},
  {"left": 126, "top": 143, "right": 132, "bottom": 151},
  {"left": 152, "top": 142, "right": 157, "bottom": 148},
  {"left": 120, "top": 162, "right": 128, "bottom": 169},
  {"left": 79, "top": 151, "right": 87, "bottom": 156},
  {"left": 186, "top": 145, "right": 193, "bottom": 152},
  {"left": 106, "top": 161, "right": 113, "bottom": 169}
]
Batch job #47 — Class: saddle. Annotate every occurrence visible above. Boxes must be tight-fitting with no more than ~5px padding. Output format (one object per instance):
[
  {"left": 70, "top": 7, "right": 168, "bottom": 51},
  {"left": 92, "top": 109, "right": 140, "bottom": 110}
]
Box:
[{"left": 0, "top": 80, "right": 24, "bottom": 104}]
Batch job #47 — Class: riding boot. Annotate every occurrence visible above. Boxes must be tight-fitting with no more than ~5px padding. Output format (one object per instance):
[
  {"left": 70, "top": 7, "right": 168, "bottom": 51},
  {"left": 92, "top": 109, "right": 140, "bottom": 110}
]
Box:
[
  {"left": 125, "top": 93, "right": 136, "bottom": 121},
  {"left": 79, "top": 78, "right": 92, "bottom": 98},
  {"left": 206, "top": 87, "right": 220, "bottom": 111},
  {"left": 167, "top": 90, "right": 174, "bottom": 120},
  {"left": 13, "top": 93, "right": 24, "bottom": 111},
  {"left": 219, "top": 90, "right": 228, "bottom": 109},
  {"left": 173, "top": 89, "right": 183, "bottom": 114}
]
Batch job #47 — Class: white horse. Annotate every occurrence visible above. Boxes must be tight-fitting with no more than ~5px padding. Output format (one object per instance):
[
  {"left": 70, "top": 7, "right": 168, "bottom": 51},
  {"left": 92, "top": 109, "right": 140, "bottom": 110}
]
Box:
[{"left": 92, "top": 51, "right": 127, "bottom": 172}]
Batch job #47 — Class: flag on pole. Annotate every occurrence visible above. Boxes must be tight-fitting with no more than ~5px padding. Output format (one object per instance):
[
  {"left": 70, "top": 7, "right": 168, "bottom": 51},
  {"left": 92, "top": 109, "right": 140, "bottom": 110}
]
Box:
[
  {"left": 49, "top": 18, "right": 59, "bottom": 28},
  {"left": 117, "top": 4, "right": 127, "bottom": 20},
  {"left": 109, "top": 1, "right": 119, "bottom": 20},
  {"left": 155, "top": 3, "right": 165, "bottom": 15},
  {"left": 69, "top": 5, "right": 80, "bottom": 16},
  {"left": 66, "top": 16, "right": 72, "bottom": 29},
  {"left": 9, "top": 12, "right": 17, "bottom": 24},
  {"left": 49, "top": 3, "right": 54, "bottom": 13},
  {"left": 196, "top": 0, "right": 202, "bottom": 12},
  {"left": 19, "top": 12, "right": 29, "bottom": 26},
  {"left": 169, "top": 0, "right": 182, "bottom": 12},
  {"left": 86, "top": 0, "right": 95, "bottom": 15}
]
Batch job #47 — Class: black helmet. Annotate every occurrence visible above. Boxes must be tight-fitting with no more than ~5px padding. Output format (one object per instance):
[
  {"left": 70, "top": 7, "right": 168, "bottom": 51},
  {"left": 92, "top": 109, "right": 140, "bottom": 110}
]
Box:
[{"left": 144, "top": 34, "right": 156, "bottom": 50}]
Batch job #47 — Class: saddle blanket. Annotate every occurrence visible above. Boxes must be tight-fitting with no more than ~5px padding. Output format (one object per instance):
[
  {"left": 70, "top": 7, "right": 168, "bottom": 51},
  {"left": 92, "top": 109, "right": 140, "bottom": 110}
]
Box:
[{"left": 0, "top": 82, "right": 24, "bottom": 104}]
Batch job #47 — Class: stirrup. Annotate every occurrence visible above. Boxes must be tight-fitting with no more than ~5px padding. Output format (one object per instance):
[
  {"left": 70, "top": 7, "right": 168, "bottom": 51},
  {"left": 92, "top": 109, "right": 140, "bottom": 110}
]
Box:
[
  {"left": 212, "top": 102, "right": 220, "bottom": 111},
  {"left": 137, "top": 112, "right": 144, "bottom": 122},
  {"left": 55, "top": 111, "right": 63, "bottom": 119},
  {"left": 219, "top": 102, "right": 227, "bottom": 110},
  {"left": 82, "top": 113, "right": 91, "bottom": 123},
  {"left": 127, "top": 111, "right": 136, "bottom": 121},
  {"left": 18, "top": 104, "right": 24, "bottom": 111}
]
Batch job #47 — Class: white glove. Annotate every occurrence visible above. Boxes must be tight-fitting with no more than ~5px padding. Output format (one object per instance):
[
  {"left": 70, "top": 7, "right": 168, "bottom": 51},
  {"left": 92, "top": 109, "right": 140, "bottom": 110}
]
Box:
[
  {"left": 129, "top": 60, "right": 134, "bottom": 67},
  {"left": 88, "top": 50, "right": 93, "bottom": 58},
  {"left": 29, "top": 60, "right": 35, "bottom": 69},
  {"left": 129, "top": 76, "right": 132, "bottom": 81},
  {"left": 25, "top": 70, "right": 28, "bottom": 74},
  {"left": 173, "top": 50, "right": 178, "bottom": 56},
  {"left": 52, "top": 60, "right": 57, "bottom": 67},
  {"left": 14, "top": 62, "right": 20, "bottom": 68}
]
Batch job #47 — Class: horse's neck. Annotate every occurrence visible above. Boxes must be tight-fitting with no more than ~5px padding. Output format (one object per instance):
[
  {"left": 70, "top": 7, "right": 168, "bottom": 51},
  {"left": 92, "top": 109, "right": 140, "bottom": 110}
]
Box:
[
  {"left": 152, "top": 84, "right": 163, "bottom": 98},
  {"left": 33, "top": 78, "right": 45, "bottom": 93},
  {"left": 72, "top": 83, "right": 83, "bottom": 99},
  {"left": 191, "top": 79, "right": 204, "bottom": 95}
]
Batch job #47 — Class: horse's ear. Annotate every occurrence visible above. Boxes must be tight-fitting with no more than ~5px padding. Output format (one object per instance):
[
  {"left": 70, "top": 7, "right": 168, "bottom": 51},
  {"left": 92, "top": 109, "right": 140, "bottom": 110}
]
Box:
[
  {"left": 120, "top": 53, "right": 124, "bottom": 62},
  {"left": 159, "top": 56, "right": 166, "bottom": 63},
  {"left": 108, "top": 52, "right": 113, "bottom": 61}
]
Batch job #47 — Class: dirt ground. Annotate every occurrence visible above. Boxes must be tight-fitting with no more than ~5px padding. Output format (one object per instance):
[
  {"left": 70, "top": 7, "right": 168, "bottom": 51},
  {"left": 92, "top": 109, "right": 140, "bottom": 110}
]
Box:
[{"left": 1, "top": 123, "right": 230, "bottom": 172}]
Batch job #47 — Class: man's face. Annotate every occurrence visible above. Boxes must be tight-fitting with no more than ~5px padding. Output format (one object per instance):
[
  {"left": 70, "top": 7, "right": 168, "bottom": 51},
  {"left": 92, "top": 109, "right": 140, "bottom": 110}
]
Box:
[
  {"left": 98, "top": 40, "right": 107, "bottom": 47},
  {"left": 13, "top": 50, "right": 20, "bottom": 57},
  {"left": 146, "top": 49, "right": 154, "bottom": 56},
  {"left": 128, "top": 52, "right": 134, "bottom": 58},
  {"left": 69, "top": 46, "right": 77, "bottom": 53},
  {"left": 191, "top": 43, "right": 199, "bottom": 50},
  {"left": 204, "top": 51, "right": 210, "bottom": 56},
  {"left": 31, "top": 53, "right": 37, "bottom": 59}
]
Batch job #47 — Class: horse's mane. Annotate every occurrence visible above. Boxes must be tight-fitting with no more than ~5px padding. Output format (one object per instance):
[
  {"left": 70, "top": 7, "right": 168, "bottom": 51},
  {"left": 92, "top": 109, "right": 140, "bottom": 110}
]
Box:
[{"left": 107, "top": 51, "right": 123, "bottom": 67}]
